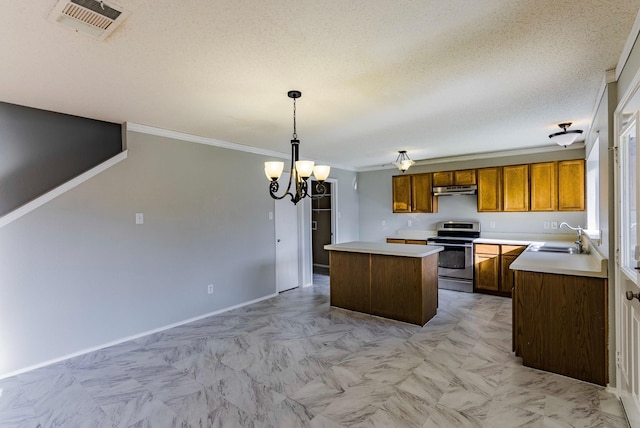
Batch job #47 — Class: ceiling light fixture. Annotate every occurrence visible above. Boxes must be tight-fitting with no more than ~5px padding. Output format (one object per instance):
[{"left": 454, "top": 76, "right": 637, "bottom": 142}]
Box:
[
  {"left": 265, "top": 90, "right": 330, "bottom": 205},
  {"left": 548, "top": 122, "right": 583, "bottom": 147},
  {"left": 393, "top": 150, "right": 415, "bottom": 172}
]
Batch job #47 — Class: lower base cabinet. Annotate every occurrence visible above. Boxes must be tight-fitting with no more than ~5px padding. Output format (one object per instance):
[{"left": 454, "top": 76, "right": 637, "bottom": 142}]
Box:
[
  {"left": 513, "top": 270, "right": 608, "bottom": 385},
  {"left": 474, "top": 244, "right": 525, "bottom": 297}
]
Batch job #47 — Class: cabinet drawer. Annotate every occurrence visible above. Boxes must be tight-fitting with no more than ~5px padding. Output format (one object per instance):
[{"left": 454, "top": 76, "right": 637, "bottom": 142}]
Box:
[
  {"left": 405, "top": 239, "right": 428, "bottom": 245},
  {"left": 386, "top": 238, "right": 405, "bottom": 244},
  {"left": 501, "top": 245, "right": 526, "bottom": 256},
  {"left": 474, "top": 244, "right": 500, "bottom": 255}
]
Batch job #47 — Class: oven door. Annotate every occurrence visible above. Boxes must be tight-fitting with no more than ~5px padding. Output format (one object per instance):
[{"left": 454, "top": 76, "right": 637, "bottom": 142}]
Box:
[{"left": 434, "top": 243, "right": 473, "bottom": 280}]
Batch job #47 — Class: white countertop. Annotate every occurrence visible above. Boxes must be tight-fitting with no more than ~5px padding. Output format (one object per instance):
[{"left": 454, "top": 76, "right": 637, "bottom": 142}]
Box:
[
  {"left": 325, "top": 241, "right": 443, "bottom": 258},
  {"left": 509, "top": 242, "right": 608, "bottom": 279},
  {"left": 383, "top": 230, "right": 608, "bottom": 278}
]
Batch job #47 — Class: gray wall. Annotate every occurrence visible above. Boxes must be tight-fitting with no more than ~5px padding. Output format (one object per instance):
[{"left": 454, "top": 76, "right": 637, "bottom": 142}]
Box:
[
  {"left": 358, "top": 149, "right": 587, "bottom": 242},
  {"left": 0, "top": 130, "right": 363, "bottom": 376}
]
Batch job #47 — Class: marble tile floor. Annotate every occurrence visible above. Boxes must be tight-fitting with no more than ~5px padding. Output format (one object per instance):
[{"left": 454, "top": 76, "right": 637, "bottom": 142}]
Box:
[{"left": 0, "top": 273, "right": 628, "bottom": 427}]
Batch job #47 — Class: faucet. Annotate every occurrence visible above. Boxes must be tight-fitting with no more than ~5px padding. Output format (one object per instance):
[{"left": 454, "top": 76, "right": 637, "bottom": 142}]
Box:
[{"left": 559, "top": 222, "right": 584, "bottom": 253}]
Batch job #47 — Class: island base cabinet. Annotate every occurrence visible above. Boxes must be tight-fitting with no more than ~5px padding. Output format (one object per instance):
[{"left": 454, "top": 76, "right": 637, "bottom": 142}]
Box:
[
  {"left": 513, "top": 270, "right": 607, "bottom": 386},
  {"left": 328, "top": 250, "right": 439, "bottom": 326},
  {"left": 370, "top": 254, "right": 438, "bottom": 325},
  {"left": 329, "top": 252, "right": 370, "bottom": 314}
]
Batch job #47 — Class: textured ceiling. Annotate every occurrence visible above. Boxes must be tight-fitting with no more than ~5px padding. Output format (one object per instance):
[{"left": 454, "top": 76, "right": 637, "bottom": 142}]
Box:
[{"left": 1, "top": 1, "right": 639, "bottom": 170}]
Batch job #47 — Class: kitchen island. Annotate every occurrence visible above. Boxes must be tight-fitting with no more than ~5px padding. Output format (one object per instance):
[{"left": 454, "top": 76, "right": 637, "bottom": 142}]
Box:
[{"left": 324, "top": 241, "right": 443, "bottom": 325}]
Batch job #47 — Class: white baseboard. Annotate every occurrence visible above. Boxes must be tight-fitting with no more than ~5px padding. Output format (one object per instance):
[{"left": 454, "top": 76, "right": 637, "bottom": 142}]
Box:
[{"left": 0, "top": 292, "right": 278, "bottom": 380}]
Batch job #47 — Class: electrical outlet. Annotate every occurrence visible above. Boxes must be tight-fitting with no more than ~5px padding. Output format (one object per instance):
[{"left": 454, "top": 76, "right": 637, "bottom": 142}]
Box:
[
  {"left": 551, "top": 221, "right": 558, "bottom": 229},
  {"left": 489, "top": 221, "right": 496, "bottom": 229},
  {"left": 407, "top": 220, "right": 412, "bottom": 227},
  {"left": 381, "top": 220, "right": 386, "bottom": 226},
  {"left": 207, "top": 284, "right": 213, "bottom": 294},
  {"left": 544, "top": 221, "right": 550, "bottom": 229}
]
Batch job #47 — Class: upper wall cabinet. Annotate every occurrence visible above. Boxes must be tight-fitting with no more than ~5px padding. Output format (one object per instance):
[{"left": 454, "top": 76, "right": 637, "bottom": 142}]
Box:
[
  {"left": 530, "top": 161, "right": 558, "bottom": 211},
  {"left": 477, "top": 167, "right": 502, "bottom": 212},
  {"left": 394, "top": 160, "right": 584, "bottom": 213},
  {"left": 558, "top": 159, "right": 585, "bottom": 211},
  {"left": 503, "top": 164, "right": 530, "bottom": 212},
  {"left": 392, "top": 173, "right": 438, "bottom": 213},
  {"left": 433, "top": 169, "right": 477, "bottom": 186},
  {"left": 412, "top": 173, "right": 438, "bottom": 213},
  {"left": 392, "top": 175, "right": 412, "bottom": 213}
]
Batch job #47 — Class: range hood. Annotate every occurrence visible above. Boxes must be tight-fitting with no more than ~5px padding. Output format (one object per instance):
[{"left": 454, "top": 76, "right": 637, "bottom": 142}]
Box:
[{"left": 432, "top": 185, "right": 477, "bottom": 196}]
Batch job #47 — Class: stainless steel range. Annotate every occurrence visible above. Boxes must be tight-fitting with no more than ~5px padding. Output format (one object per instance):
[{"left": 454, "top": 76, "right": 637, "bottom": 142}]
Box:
[{"left": 427, "top": 221, "right": 480, "bottom": 293}]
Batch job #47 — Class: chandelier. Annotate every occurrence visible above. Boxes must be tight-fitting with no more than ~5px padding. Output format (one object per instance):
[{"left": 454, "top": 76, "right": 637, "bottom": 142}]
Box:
[{"left": 264, "top": 91, "right": 330, "bottom": 204}]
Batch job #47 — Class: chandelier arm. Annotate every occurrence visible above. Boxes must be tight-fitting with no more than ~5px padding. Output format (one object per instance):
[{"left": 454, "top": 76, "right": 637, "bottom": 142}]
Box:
[
  {"left": 268, "top": 145, "right": 298, "bottom": 201},
  {"left": 309, "top": 181, "right": 327, "bottom": 199}
]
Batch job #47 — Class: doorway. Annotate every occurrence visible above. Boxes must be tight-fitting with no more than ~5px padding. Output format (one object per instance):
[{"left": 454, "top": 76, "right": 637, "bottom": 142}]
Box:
[
  {"left": 311, "top": 179, "right": 336, "bottom": 275},
  {"left": 615, "top": 98, "right": 640, "bottom": 424}
]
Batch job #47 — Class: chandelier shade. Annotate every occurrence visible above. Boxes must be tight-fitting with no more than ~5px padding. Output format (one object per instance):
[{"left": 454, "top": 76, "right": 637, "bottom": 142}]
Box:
[
  {"left": 265, "top": 91, "right": 330, "bottom": 204},
  {"left": 393, "top": 150, "right": 415, "bottom": 172},
  {"left": 548, "top": 122, "right": 583, "bottom": 147}
]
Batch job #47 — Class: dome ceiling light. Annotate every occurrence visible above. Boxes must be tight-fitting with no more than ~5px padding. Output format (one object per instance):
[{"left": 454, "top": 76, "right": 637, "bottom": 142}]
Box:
[
  {"left": 548, "top": 122, "right": 583, "bottom": 147},
  {"left": 393, "top": 150, "right": 415, "bottom": 172}
]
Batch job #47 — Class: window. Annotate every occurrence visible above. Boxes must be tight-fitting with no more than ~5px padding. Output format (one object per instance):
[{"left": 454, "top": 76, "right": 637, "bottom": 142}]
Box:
[{"left": 620, "top": 117, "right": 638, "bottom": 280}]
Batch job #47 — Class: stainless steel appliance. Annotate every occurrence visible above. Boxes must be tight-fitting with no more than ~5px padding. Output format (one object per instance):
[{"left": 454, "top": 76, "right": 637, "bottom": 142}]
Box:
[
  {"left": 432, "top": 185, "right": 477, "bottom": 196},
  {"left": 427, "top": 221, "right": 480, "bottom": 293}
]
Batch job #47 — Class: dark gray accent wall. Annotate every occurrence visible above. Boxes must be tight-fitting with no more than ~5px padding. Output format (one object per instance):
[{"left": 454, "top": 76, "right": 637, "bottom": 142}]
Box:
[{"left": 0, "top": 102, "right": 122, "bottom": 216}]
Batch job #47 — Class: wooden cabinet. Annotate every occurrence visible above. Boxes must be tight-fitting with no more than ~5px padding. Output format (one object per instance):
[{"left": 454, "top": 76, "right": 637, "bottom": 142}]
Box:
[
  {"left": 432, "top": 171, "right": 453, "bottom": 187},
  {"left": 433, "top": 169, "right": 476, "bottom": 186},
  {"left": 530, "top": 162, "right": 558, "bottom": 211},
  {"left": 386, "top": 238, "right": 428, "bottom": 245},
  {"left": 392, "top": 173, "right": 437, "bottom": 213},
  {"left": 329, "top": 250, "right": 439, "bottom": 325},
  {"left": 500, "top": 245, "right": 526, "bottom": 295},
  {"left": 474, "top": 244, "right": 525, "bottom": 296},
  {"left": 392, "top": 175, "right": 412, "bottom": 213},
  {"left": 558, "top": 159, "right": 585, "bottom": 211},
  {"left": 394, "top": 160, "right": 584, "bottom": 213},
  {"left": 513, "top": 270, "right": 607, "bottom": 385},
  {"left": 474, "top": 244, "right": 500, "bottom": 292},
  {"left": 386, "top": 238, "right": 406, "bottom": 244},
  {"left": 454, "top": 169, "right": 477, "bottom": 185},
  {"left": 502, "top": 164, "right": 529, "bottom": 212},
  {"left": 477, "top": 167, "right": 502, "bottom": 212},
  {"left": 412, "top": 173, "right": 437, "bottom": 213}
]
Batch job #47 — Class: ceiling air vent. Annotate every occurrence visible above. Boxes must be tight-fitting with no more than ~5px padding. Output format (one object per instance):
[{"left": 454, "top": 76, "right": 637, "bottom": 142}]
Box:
[{"left": 48, "top": 0, "right": 130, "bottom": 40}]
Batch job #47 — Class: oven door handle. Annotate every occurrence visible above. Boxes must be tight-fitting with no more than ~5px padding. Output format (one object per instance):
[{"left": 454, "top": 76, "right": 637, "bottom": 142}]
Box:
[{"left": 427, "top": 242, "right": 472, "bottom": 248}]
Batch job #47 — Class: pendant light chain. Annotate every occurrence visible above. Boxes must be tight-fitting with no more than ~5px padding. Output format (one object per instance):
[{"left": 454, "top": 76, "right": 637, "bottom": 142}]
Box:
[{"left": 292, "top": 96, "right": 297, "bottom": 140}]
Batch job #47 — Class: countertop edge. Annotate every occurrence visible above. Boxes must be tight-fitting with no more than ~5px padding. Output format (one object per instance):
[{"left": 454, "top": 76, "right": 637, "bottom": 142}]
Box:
[{"left": 325, "top": 241, "right": 443, "bottom": 258}]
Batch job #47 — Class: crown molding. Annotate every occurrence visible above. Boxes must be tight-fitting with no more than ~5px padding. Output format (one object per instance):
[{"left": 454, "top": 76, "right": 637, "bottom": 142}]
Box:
[
  {"left": 357, "top": 143, "right": 585, "bottom": 172},
  {"left": 125, "top": 122, "right": 356, "bottom": 172}
]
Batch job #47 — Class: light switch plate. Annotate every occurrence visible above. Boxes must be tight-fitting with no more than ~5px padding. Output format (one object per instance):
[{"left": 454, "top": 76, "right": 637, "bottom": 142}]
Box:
[{"left": 135, "top": 213, "right": 144, "bottom": 224}]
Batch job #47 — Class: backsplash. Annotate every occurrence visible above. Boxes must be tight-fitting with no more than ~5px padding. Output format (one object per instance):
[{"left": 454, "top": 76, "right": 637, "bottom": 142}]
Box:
[{"left": 359, "top": 194, "right": 586, "bottom": 243}]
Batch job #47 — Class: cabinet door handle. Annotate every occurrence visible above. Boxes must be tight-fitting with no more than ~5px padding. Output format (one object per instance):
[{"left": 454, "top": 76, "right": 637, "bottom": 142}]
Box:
[{"left": 626, "top": 291, "right": 640, "bottom": 302}]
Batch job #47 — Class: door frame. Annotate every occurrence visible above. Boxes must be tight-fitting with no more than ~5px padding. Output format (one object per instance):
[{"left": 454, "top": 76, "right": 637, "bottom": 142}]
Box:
[
  {"left": 303, "top": 178, "right": 338, "bottom": 286},
  {"left": 614, "top": 67, "right": 640, "bottom": 425}
]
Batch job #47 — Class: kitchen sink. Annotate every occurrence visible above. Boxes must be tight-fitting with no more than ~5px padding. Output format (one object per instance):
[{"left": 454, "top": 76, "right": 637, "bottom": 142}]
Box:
[{"left": 528, "top": 245, "right": 578, "bottom": 254}]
